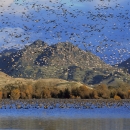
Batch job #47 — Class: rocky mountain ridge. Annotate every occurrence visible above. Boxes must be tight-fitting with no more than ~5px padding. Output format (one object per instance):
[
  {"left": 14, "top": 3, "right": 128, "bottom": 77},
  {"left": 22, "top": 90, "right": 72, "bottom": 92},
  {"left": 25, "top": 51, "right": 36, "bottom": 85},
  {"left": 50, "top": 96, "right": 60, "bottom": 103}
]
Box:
[{"left": 0, "top": 40, "right": 130, "bottom": 86}]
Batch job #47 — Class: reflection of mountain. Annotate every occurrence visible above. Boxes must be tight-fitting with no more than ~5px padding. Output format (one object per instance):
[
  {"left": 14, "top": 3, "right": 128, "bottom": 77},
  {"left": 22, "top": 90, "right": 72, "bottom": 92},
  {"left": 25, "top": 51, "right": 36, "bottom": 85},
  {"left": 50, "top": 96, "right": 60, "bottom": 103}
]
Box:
[{"left": 0, "top": 40, "right": 130, "bottom": 85}]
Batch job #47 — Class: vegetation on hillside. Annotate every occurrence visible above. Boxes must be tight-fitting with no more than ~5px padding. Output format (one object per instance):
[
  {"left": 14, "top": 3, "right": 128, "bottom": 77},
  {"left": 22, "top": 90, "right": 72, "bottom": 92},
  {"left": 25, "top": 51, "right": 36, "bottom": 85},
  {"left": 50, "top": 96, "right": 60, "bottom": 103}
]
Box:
[{"left": 0, "top": 80, "right": 130, "bottom": 100}]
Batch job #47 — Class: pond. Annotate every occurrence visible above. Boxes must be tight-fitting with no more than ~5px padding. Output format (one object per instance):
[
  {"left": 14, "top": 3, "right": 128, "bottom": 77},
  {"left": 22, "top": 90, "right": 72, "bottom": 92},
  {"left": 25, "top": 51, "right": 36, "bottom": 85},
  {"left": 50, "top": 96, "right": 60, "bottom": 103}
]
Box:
[{"left": 0, "top": 99, "right": 130, "bottom": 130}]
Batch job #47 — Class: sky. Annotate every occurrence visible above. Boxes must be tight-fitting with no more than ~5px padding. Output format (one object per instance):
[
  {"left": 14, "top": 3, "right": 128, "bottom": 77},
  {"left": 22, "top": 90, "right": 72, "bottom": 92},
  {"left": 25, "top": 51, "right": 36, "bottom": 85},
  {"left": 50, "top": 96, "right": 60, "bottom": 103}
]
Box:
[{"left": 0, "top": 0, "right": 130, "bottom": 65}]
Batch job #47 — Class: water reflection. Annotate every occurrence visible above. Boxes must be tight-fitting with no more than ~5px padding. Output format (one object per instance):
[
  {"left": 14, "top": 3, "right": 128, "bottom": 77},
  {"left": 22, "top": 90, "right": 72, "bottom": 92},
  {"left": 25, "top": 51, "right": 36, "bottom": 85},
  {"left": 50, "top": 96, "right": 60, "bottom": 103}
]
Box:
[{"left": 0, "top": 117, "right": 130, "bottom": 130}]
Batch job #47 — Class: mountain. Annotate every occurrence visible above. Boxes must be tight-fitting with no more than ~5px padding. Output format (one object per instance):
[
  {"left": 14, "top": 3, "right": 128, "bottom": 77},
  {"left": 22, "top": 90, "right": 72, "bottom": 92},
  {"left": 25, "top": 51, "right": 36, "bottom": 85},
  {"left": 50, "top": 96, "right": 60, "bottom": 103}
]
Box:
[
  {"left": 117, "top": 58, "right": 130, "bottom": 73},
  {"left": 1, "top": 48, "right": 18, "bottom": 54},
  {"left": 0, "top": 40, "right": 130, "bottom": 86}
]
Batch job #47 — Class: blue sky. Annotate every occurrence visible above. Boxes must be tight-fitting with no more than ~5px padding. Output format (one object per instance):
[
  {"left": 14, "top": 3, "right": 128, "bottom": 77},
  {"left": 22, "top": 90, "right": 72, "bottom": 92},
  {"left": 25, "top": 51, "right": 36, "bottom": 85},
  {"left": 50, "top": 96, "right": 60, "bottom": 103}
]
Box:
[{"left": 0, "top": 0, "right": 130, "bottom": 65}]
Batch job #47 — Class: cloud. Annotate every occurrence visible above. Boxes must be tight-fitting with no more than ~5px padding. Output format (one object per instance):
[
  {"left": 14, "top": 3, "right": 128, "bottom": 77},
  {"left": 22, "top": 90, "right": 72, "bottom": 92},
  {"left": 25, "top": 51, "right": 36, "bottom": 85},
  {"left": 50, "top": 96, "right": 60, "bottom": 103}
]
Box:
[
  {"left": 26, "top": 0, "right": 58, "bottom": 3},
  {"left": 0, "top": 27, "right": 45, "bottom": 49},
  {"left": 0, "top": 0, "right": 29, "bottom": 15},
  {"left": 0, "top": 27, "right": 24, "bottom": 49},
  {"left": 65, "top": 0, "right": 128, "bottom": 9},
  {"left": 0, "top": 0, "right": 59, "bottom": 15},
  {"left": 0, "top": 0, "right": 14, "bottom": 7},
  {"left": 89, "top": 0, "right": 126, "bottom": 7}
]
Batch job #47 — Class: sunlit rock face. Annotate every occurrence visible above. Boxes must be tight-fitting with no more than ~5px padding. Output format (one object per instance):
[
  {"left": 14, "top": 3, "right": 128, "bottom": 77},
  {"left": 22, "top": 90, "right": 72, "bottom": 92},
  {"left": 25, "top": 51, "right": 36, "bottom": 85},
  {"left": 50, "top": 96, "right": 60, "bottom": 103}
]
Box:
[{"left": 0, "top": 40, "right": 130, "bottom": 85}]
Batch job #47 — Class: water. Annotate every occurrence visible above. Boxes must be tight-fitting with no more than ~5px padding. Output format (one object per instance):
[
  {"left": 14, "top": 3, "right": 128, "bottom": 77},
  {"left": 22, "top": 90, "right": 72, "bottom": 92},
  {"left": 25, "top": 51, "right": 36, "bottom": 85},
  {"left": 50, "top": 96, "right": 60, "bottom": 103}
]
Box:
[
  {"left": 0, "top": 99, "right": 130, "bottom": 130},
  {"left": 0, "top": 118, "right": 130, "bottom": 130}
]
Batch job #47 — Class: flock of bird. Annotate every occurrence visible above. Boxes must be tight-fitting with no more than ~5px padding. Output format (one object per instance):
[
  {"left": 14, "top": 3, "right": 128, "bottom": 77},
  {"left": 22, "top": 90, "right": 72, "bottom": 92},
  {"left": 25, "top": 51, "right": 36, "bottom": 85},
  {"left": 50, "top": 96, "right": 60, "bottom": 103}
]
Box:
[
  {"left": 0, "top": 0, "right": 130, "bottom": 65},
  {"left": 0, "top": 99, "right": 129, "bottom": 110}
]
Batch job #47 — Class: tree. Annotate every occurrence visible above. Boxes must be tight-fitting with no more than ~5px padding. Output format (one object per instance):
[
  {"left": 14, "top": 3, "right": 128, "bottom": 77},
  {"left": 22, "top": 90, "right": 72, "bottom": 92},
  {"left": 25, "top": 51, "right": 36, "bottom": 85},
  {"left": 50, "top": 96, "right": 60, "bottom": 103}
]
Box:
[
  {"left": 58, "top": 90, "right": 64, "bottom": 98},
  {"left": 51, "top": 88, "right": 59, "bottom": 98},
  {"left": 25, "top": 85, "right": 33, "bottom": 99},
  {"left": 19, "top": 84, "right": 33, "bottom": 99},
  {"left": 0, "top": 91, "right": 2, "bottom": 99},
  {"left": 128, "top": 90, "right": 130, "bottom": 99},
  {"left": 42, "top": 88, "right": 51, "bottom": 98},
  {"left": 71, "top": 87, "right": 80, "bottom": 97},
  {"left": 95, "top": 84, "right": 110, "bottom": 99},
  {"left": 117, "top": 90, "right": 127, "bottom": 99},
  {"left": 77, "top": 85, "right": 93, "bottom": 99},
  {"left": 109, "top": 89, "right": 116, "bottom": 98},
  {"left": 1, "top": 89, "right": 9, "bottom": 99},
  {"left": 20, "top": 91, "right": 26, "bottom": 99},
  {"left": 89, "top": 90, "right": 98, "bottom": 99},
  {"left": 10, "top": 89, "right": 20, "bottom": 100},
  {"left": 35, "top": 87, "right": 42, "bottom": 98},
  {"left": 64, "top": 88, "right": 70, "bottom": 98}
]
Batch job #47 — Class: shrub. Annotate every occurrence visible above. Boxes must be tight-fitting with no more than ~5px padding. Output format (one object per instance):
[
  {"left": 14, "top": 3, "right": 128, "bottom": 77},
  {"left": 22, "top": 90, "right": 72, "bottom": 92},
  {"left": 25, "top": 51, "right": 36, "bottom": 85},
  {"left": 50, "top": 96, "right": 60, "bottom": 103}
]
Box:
[
  {"left": 117, "top": 90, "right": 127, "bottom": 99},
  {"left": 114, "top": 95, "right": 121, "bottom": 100}
]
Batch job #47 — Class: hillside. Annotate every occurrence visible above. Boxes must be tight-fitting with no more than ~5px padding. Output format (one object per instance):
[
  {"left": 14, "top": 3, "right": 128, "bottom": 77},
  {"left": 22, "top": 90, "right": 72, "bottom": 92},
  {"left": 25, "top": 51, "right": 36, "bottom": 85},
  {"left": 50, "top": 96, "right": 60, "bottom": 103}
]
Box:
[
  {"left": 0, "top": 71, "right": 35, "bottom": 89},
  {"left": 0, "top": 71, "right": 91, "bottom": 91},
  {"left": 117, "top": 58, "right": 130, "bottom": 73},
  {"left": 0, "top": 40, "right": 130, "bottom": 86}
]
